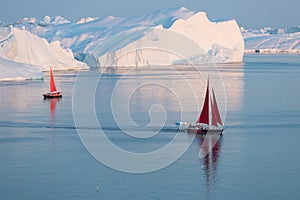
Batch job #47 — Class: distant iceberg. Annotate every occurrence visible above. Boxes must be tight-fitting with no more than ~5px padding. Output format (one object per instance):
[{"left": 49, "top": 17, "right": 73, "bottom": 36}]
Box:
[
  {"left": 242, "top": 26, "right": 300, "bottom": 53},
  {"left": 39, "top": 16, "right": 70, "bottom": 26},
  {"left": 76, "top": 17, "right": 99, "bottom": 24}
]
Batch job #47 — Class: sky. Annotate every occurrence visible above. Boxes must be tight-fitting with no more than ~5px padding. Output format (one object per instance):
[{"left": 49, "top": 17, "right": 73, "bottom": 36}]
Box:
[{"left": 0, "top": 0, "right": 299, "bottom": 28}]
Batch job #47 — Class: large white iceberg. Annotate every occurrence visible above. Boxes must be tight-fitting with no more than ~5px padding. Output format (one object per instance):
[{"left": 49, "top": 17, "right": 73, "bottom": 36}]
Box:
[
  {"left": 0, "top": 27, "right": 89, "bottom": 71},
  {"left": 95, "top": 12, "right": 244, "bottom": 67}
]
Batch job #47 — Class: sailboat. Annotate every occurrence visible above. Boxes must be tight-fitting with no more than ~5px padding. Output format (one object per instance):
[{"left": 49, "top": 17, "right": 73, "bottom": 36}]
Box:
[
  {"left": 42, "top": 67, "right": 62, "bottom": 98},
  {"left": 187, "top": 78, "right": 224, "bottom": 134}
]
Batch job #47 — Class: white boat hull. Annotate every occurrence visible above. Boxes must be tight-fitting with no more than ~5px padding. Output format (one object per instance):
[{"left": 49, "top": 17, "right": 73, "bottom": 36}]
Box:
[{"left": 187, "top": 124, "right": 223, "bottom": 135}]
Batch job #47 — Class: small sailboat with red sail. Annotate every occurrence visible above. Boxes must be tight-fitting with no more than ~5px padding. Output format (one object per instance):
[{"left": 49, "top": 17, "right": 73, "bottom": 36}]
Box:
[
  {"left": 187, "top": 78, "right": 224, "bottom": 134},
  {"left": 43, "top": 67, "right": 62, "bottom": 99}
]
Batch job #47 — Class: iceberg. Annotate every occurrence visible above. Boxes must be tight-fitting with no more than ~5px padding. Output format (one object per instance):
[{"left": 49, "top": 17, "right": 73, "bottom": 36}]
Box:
[
  {"left": 39, "top": 16, "right": 70, "bottom": 26},
  {"left": 0, "top": 57, "right": 43, "bottom": 81},
  {"left": 0, "top": 27, "right": 89, "bottom": 71},
  {"left": 243, "top": 27, "right": 300, "bottom": 53},
  {"left": 94, "top": 12, "right": 244, "bottom": 67},
  {"left": 169, "top": 12, "right": 244, "bottom": 63},
  {"left": 16, "top": 7, "right": 244, "bottom": 67},
  {"left": 76, "top": 17, "right": 98, "bottom": 24},
  {"left": 16, "top": 17, "right": 37, "bottom": 25}
]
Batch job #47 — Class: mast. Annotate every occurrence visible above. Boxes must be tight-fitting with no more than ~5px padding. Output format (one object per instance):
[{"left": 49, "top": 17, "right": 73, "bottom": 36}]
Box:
[
  {"left": 197, "top": 78, "right": 209, "bottom": 125},
  {"left": 49, "top": 67, "right": 57, "bottom": 92}
]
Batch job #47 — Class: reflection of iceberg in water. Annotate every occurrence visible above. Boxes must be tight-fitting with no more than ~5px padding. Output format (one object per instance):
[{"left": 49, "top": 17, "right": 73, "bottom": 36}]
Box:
[
  {"left": 197, "top": 134, "right": 223, "bottom": 196},
  {"left": 96, "top": 61, "right": 245, "bottom": 129},
  {"left": 218, "top": 63, "right": 245, "bottom": 111}
]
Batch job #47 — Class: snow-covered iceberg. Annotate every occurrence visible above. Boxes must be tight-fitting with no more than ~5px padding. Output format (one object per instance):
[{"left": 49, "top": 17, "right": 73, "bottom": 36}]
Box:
[
  {"left": 0, "top": 27, "right": 89, "bottom": 71},
  {"left": 18, "top": 7, "right": 244, "bottom": 67}
]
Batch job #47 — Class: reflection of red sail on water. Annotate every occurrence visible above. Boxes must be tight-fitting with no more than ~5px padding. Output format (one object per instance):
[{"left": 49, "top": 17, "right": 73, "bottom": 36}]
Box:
[
  {"left": 49, "top": 98, "right": 60, "bottom": 124},
  {"left": 50, "top": 98, "right": 59, "bottom": 116},
  {"left": 197, "top": 134, "right": 222, "bottom": 194}
]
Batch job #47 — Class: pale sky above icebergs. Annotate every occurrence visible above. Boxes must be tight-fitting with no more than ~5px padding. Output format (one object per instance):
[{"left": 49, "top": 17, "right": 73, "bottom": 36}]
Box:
[{"left": 1, "top": 0, "right": 298, "bottom": 28}]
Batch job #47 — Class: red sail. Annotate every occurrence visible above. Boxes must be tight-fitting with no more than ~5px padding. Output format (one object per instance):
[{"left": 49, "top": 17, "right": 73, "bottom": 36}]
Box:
[
  {"left": 197, "top": 79, "right": 209, "bottom": 124},
  {"left": 49, "top": 67, "right": 57, "bottom": 92},
  {"left": 211, "top": 98, "right": 218, "bottom": 127},
  {"left": 212, "top": 89, "right": 223, "bottom": 126}
]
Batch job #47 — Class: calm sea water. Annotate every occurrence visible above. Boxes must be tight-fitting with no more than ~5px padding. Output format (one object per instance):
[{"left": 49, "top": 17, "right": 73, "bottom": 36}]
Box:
[{"left": 0, "top": 54, "right": 300, "bottom": 200}]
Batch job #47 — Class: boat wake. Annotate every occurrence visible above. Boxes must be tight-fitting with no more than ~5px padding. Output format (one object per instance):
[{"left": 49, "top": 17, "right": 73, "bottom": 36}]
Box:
[{"left": 0, "top": 121, "right": 178, "bottom": 133}]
